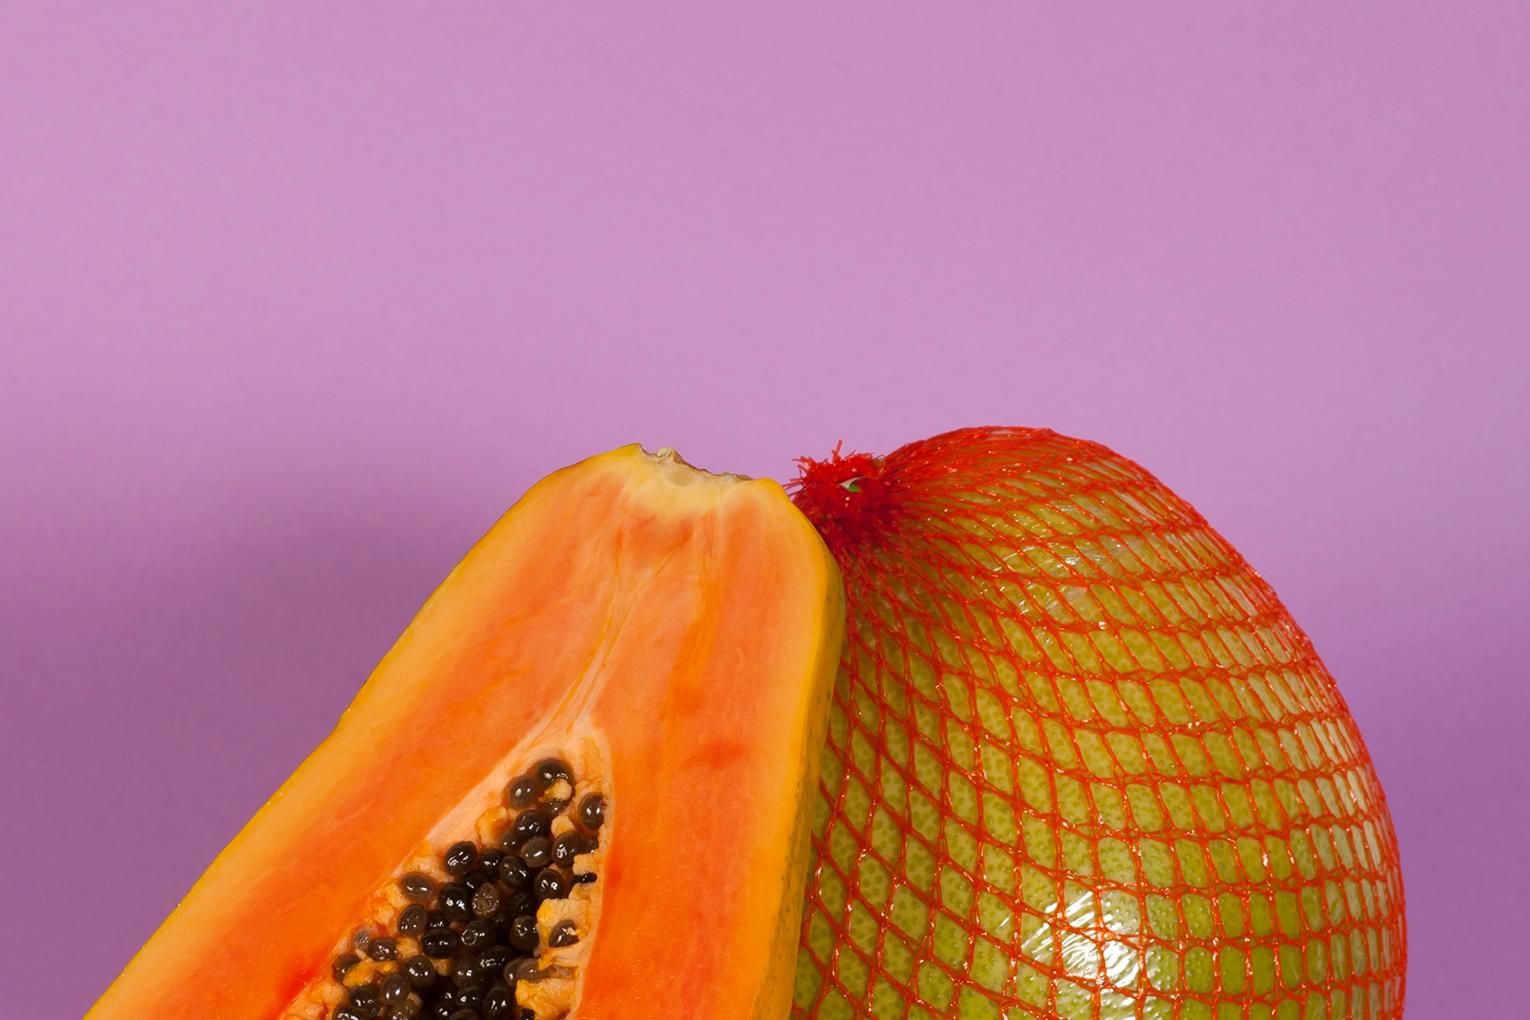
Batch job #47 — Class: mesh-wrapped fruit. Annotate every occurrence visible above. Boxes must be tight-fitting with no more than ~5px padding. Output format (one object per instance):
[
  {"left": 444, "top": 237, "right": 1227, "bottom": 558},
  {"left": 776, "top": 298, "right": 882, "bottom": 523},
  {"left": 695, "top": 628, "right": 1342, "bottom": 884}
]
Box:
[
  {"left": 789, "top": 427, "right": 1405, "bottom": 1020},
  {"left": 88, "top": 446, "right": 844, "bottom": 1020}
]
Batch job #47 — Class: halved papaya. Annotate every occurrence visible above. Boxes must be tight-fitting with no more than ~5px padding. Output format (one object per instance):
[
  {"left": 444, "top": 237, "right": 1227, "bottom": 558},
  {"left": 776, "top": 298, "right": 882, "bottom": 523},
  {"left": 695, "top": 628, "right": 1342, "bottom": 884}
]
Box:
[{"left": 89, "top": 445, "right": 844, "bottom": 1020}]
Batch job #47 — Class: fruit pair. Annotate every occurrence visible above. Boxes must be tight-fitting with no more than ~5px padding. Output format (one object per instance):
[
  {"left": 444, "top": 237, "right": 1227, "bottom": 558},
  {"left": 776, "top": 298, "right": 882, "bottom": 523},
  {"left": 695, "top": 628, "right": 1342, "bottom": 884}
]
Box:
[{"left": 90, "top": 428, "right": 1405, "bottom": 1019}]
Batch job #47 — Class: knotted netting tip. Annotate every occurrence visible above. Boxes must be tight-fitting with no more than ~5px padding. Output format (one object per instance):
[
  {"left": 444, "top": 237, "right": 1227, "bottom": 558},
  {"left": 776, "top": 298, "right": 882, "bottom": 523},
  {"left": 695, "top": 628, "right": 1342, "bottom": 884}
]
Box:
[{"left": 788, "top": 441, "right": 893, "bottom": 557}]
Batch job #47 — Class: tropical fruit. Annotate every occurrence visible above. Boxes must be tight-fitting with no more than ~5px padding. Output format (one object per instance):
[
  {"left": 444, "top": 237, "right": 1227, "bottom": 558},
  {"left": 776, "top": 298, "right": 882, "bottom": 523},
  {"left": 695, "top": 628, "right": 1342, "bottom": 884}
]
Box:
[
  {"left": 788, "top": 427, "right": 1405, "bottom": 1020},
  {"left": 89, "top": 445, "right": 844, "bottom": 1020}
]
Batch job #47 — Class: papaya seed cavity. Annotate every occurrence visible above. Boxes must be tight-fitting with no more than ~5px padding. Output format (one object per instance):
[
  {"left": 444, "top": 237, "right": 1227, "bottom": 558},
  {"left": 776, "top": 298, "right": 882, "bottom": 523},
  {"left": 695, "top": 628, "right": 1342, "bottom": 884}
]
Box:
[{"left": 287, "top": 749, "right": 608, "bottom": 1020}]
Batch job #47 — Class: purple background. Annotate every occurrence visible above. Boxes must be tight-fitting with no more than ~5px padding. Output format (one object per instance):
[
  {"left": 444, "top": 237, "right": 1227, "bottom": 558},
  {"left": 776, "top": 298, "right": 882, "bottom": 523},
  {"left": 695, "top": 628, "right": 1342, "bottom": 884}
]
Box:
[{"left": 2, "top": 5, "right": 1525, "bottom": 1016}]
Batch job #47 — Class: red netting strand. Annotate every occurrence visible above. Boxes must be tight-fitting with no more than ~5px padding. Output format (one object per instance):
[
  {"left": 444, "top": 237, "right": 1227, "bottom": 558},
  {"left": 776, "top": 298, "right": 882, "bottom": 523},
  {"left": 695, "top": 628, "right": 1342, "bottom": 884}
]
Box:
[{"left": 789, "top": 427, "right": 1405, "bottom": 1020}]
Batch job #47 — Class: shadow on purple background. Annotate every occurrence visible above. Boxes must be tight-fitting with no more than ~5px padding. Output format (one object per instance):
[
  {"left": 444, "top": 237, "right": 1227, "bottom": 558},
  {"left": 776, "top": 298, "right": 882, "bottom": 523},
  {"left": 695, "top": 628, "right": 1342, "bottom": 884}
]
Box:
[{"left": 2, "top": 5, "right": 1526, "bottom": 1016}]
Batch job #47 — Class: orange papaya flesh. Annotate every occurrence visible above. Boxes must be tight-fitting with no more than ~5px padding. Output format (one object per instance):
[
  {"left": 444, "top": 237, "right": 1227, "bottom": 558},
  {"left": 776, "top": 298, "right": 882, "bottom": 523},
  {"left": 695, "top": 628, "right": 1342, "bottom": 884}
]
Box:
[
  {"left": 788, "top": 428, "right": 1406, "bottom": 1020},
  {"left": 88, "top": 445, "right": 844, "bottom": 1020}
]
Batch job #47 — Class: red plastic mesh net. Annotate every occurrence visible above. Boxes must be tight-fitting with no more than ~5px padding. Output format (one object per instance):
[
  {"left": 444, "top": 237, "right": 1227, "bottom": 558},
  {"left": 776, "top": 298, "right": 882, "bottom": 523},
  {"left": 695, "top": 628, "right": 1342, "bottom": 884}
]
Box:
[{"left": 788, "top": 427, "right": 1405, "bottom": 1020}]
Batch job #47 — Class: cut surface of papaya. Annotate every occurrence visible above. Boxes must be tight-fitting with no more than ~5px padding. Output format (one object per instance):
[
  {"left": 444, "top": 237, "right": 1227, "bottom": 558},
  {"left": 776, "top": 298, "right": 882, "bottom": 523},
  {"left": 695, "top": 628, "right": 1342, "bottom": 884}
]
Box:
[{"left": 90, "top": 445, "right": 844, "bottom": 1020}]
